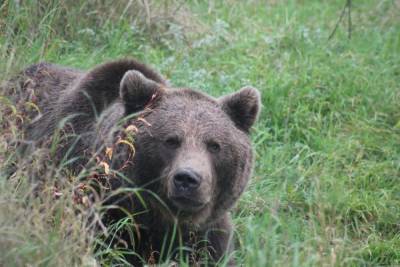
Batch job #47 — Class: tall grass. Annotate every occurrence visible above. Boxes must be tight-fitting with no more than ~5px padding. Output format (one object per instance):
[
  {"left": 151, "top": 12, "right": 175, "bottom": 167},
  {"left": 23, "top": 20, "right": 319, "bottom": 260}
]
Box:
[{"left": 1, "top": 0, "right": 400, "bottom": 266}]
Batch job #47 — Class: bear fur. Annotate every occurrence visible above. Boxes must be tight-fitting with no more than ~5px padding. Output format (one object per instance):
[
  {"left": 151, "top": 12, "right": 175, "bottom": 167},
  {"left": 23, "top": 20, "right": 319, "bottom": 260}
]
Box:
[{"left": 11, "top": 59, "right": 261, "bottom": 266}]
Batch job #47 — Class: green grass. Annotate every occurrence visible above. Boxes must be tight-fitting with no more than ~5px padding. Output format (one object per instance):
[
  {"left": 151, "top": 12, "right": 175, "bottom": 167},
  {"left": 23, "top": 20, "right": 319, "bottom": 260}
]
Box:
[{"left": 1, "top": 0, "right": 400, "bottom": 266}]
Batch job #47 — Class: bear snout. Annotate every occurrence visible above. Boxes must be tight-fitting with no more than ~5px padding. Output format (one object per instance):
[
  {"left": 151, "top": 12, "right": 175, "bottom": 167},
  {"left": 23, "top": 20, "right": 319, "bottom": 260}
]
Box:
[
  {"left": 167, "top": 168, "right": 212, "bottom": 211},
  {"left": 173, "top": 169, "right": 201, "bottom": 192}
]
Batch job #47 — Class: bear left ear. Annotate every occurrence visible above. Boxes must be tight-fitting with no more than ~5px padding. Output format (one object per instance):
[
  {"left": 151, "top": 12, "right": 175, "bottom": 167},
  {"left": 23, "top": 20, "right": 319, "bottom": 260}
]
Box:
[
  {"left": 120, "top": 70, "right": 164, "bottom": 114},
  {"left": 219, "top": 86, "right": 261, "bottom": 132}
]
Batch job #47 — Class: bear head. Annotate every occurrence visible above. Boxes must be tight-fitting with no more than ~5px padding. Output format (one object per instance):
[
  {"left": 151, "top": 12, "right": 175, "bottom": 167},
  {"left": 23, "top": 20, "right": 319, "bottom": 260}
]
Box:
[{"left": 113, "top": 70, "right": 261, "bottom": 226}]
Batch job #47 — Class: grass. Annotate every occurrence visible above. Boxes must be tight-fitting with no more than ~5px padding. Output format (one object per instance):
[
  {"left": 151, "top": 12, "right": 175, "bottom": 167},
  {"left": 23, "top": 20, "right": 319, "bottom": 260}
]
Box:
[{"left": 1, "top": 0, "right": 400, "bottom": 266}]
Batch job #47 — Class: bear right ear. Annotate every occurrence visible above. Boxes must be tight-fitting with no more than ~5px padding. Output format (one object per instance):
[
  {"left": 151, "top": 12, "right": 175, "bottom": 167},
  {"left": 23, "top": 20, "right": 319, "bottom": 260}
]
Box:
[{"left": 120, "top": 70, "right": 164, "bottom": 114}]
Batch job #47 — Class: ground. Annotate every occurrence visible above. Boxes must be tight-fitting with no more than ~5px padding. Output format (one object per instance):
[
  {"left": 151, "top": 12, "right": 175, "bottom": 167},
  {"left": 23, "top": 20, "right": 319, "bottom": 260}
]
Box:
[{"left": 0, "top": 0, "right": 400, "bottom": 266}]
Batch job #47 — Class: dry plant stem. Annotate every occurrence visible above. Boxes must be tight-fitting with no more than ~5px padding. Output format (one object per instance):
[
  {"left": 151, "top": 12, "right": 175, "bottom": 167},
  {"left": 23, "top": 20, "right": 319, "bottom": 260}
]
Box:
[
  {"left": 142, "top": 0, "right": 151, "bottom": 27},
  {"left": 328, "top": 0, "right": 352, "bottom": 40},
  {"left": 348, "top": 0, "right": 352, "bottom": 39}
]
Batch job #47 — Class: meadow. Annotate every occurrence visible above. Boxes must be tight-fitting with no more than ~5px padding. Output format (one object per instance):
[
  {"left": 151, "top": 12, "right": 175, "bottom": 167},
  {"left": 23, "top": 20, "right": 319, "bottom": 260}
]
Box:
[{"left": 1, "top": 0, "right": 400, "bottom": 266}]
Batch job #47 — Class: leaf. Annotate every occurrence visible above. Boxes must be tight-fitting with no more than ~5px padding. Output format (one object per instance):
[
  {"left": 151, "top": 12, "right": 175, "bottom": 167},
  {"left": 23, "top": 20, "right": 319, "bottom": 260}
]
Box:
[
  {"left": 100, "top": 161, "right": 110, "bottom": 174},
  {"left": 116, "top": 139, "right": 136, "bottom": 155},
  {"left": 105, "top": 147, "right": 113, "bottom": 160},
  {"left": 137, "top": 117, "right": 151, "bottom": 126},
  {"left": 125, "top": 124, "right": 138, "bottom": 133},
  {"left": 82, "top": 196, "right": 89, "bottom": 207},
  {"left": 53, "top": 191, "right": 63, "bottom": 198}
]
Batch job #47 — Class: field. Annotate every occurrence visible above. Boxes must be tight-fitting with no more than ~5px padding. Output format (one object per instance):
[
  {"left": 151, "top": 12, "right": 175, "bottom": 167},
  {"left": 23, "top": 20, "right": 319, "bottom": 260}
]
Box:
[{"left": 1, "top": 0, "right": 400, "bottom": 266}]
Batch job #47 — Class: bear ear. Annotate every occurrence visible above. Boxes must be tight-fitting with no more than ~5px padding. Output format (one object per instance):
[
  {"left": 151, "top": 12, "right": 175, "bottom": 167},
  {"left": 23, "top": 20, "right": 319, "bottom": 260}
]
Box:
[
  {"left": 219, "top": 86, "right": 261, "bottom": 132},
  {"left": 120, "top": 70, "right": 164, "bottom": 114}
]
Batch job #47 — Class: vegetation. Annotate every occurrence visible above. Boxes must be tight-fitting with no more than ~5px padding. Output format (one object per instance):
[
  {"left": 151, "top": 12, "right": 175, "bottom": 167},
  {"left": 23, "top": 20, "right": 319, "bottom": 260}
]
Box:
[{"left": 1, "top": 0, "right": 399, "bottom": 266}]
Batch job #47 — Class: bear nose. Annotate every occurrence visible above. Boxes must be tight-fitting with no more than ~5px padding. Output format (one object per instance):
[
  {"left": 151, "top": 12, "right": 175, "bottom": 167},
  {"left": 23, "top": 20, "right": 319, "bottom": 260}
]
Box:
[{"left": 173, "top": 169, "right": 201, "bottom": 192}]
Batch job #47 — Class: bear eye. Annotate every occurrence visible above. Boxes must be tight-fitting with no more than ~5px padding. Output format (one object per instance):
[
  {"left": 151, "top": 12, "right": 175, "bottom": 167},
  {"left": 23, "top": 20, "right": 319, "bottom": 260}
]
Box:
[
  {"left": 207, "top": 140, "right": 221, "bottom": 153},
  {"left": 164, "top": 136, "right": 181, "bottom": 149}
]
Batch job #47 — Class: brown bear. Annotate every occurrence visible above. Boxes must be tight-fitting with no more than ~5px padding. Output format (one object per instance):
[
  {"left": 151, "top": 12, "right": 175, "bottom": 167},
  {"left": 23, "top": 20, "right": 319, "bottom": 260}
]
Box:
[{"left": 12, "top": 59, "right": 261, "bottom": 266}]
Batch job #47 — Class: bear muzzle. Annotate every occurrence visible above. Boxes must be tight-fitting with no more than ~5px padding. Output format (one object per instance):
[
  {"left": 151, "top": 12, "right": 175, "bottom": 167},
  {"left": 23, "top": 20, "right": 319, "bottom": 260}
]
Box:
[
  {"left": 173, "top": 169, "right": 201, "bottom": 192},
  {"left": 168, "top": 168, "right": 210, "bottom": 212}
]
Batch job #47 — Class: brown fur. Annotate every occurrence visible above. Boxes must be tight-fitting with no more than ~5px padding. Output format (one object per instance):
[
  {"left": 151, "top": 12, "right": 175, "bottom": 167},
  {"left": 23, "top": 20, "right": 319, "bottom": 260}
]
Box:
[{"left": 12, "top": 59, "right": 261, "bottom": 266}]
